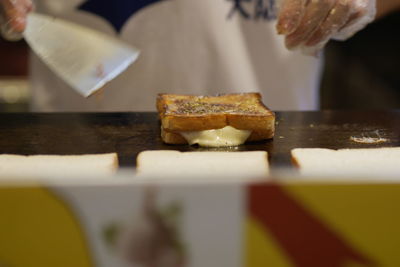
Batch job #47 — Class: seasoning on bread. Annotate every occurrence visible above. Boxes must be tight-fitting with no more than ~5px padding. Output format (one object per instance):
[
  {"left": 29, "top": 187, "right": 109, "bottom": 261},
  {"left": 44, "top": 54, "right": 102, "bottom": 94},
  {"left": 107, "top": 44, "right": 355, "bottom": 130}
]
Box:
[{"left": 157, "top": 93, "right": 275, "bottom": 147}]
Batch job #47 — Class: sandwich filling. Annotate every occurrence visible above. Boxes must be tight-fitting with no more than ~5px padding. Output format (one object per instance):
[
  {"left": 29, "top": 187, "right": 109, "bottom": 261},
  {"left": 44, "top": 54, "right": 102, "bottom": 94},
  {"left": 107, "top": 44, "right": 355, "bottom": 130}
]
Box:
[{"left": 180, "top": 126, "right": 251, "bottom": 147}]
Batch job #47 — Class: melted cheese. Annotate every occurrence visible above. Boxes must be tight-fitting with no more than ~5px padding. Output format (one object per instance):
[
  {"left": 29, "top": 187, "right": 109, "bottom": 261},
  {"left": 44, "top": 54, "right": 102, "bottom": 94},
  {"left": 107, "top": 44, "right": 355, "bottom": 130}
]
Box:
[{"left": 180, "top": 126, "right": 251, "bottom": 147}]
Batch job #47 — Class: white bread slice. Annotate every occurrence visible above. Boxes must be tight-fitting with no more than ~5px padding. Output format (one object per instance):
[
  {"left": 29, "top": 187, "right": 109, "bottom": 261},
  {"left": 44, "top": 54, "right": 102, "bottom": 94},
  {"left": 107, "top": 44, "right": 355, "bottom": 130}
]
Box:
[
  {"left": 292, "top": 148, "right": 400, "bottom": 177},
  {"left": 0, "top": 153, "right": 118, "bottom": 178},
  {"left": 136, "top": 150, "right": 269, "bottom": 178}
]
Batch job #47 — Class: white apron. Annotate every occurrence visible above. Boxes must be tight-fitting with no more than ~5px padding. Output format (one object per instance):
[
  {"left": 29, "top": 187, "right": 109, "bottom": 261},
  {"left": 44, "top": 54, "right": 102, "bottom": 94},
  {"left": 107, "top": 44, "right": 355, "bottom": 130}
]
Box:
[{"left": 30, "top": 0, "right": 322, "bottom": 111}]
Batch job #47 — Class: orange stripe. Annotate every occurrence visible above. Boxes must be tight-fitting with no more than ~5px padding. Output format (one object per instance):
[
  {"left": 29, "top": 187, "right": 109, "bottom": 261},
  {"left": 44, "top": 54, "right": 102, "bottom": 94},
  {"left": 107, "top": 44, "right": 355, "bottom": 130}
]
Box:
[{"left": 248, "top": 183, "right": 375, "bottom": 267}]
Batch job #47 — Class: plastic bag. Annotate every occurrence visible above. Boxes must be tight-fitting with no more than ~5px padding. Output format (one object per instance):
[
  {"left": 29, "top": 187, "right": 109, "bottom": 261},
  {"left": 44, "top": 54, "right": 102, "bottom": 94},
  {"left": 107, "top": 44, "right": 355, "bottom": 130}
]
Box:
[
  {"left": 0, "top": 0, "right": 33, "bottom": 41},
  {"left": 276, "top": 0, "right": 376, "bottom": 55},
  {"left": 0, "top": 14, "right": 23, "bottom": 41}
]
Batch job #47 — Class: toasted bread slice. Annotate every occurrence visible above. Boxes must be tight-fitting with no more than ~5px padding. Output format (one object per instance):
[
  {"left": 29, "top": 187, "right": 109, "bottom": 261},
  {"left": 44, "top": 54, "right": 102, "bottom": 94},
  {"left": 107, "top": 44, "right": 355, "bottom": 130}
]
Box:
[{"left": 157, "top": 93, "right": 275, "bottom": 145}]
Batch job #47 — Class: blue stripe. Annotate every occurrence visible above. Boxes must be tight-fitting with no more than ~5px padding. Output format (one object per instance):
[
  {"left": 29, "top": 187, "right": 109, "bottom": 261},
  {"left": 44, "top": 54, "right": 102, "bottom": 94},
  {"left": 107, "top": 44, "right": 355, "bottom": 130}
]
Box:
[{"left": 79, "top": 0, "right": 166, "bottom": 33}]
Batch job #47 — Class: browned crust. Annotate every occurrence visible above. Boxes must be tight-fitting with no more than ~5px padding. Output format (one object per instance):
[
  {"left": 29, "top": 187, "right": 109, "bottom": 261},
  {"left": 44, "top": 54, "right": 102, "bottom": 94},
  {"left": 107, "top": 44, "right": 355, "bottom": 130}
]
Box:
[
  {"left": 157, "top": 92, "right": 264, "bottom": 109},
  {"left": 157, "top": 93, "right": 271, "bottom": 117},
  {"left": 161, "top": 114, "right": 228, "bottom": 131},
  {"left": 291, "top": 154, "right": 301, "bottom": 169},
  {"left": 111, "top": 153, "right": 120, "bottom": 172},
  {"left": 227, "top": 114, "right": 274, "bottom": 131},
  {"left": 157, "top": 93, "right": 275, "bottom": 132},
  {"left": 161, "top": 129, "right": 187, "bottom": 144}
]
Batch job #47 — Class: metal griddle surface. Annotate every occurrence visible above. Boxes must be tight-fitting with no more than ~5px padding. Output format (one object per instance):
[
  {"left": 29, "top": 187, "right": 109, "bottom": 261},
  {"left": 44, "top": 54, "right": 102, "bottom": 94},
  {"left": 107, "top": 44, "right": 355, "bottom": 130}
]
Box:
[{"left": 0, "top": 111, "right": 399, "bottom": 169}]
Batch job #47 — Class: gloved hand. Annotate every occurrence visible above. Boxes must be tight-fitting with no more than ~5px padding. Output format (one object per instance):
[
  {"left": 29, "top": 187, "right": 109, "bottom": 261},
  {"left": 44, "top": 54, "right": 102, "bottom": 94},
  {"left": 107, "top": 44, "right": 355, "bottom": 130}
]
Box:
[
  {"left": 0, "top": 0, "right": 33, "bottom": 41},
  {"left": 276, "top": 0, "right": 376, "bottom": 55}
]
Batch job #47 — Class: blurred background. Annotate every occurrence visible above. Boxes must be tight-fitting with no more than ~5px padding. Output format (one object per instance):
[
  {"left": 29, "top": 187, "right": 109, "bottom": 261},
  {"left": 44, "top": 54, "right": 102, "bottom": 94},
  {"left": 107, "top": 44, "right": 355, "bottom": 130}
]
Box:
[
  {"left": 0, "top": 35, "right": 29, "bottom": 112},
  {"left": 0, "top": 11, "right": 399, "bottom": 112},
  {"left": 321, "top": 11, "right": 400, "bottom": 109}
]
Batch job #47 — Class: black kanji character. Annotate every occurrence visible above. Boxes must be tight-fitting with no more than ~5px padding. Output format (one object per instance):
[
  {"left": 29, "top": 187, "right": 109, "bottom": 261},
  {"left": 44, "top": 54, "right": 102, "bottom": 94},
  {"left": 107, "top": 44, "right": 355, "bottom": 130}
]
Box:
[
  {"left": 254, "top": 0, "right": 268, "bottom": 20},
  {"left": 227, "top": 0, "right": 252, "bottom": 19},
  {"left": 254, "top": 0, "right": 277, "bottom": 20}
]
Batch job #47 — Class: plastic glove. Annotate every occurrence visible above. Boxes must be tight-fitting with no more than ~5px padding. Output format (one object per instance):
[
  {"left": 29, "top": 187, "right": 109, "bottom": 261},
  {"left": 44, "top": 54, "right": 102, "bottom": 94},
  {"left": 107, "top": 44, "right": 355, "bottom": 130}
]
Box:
[
  {"left": 0, "top": 0, "right": 33, "bottom": 41},
  {"left": 276, "top": 0, "right": 376, "bottom": 55}
]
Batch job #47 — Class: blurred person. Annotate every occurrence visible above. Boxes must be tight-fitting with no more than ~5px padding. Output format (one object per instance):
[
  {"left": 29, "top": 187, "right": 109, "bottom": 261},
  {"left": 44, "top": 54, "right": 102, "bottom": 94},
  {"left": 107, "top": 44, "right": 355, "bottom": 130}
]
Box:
[
  {"left": 0, "top": 0, "right": 393, "bottom": 112},
  {"left": 321, "top": 8, "right": 400, "bottom": 109}
]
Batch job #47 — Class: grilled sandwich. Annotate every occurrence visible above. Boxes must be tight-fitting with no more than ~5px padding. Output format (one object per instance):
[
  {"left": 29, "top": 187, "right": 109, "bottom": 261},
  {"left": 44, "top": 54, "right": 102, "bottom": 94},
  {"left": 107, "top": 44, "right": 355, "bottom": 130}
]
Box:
[{"left": 157, "top": 93, "right": 275, "bottom": 147}]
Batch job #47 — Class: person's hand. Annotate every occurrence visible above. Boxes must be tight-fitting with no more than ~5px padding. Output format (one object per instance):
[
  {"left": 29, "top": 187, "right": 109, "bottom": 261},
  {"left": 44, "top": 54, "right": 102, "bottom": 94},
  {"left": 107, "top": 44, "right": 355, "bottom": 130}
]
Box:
[
  {"left": 276, "top": 0, "right": 376, "bottom": 54},
  {"left": 0, "top": 0, "right": 33, "bottom": 41}
]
